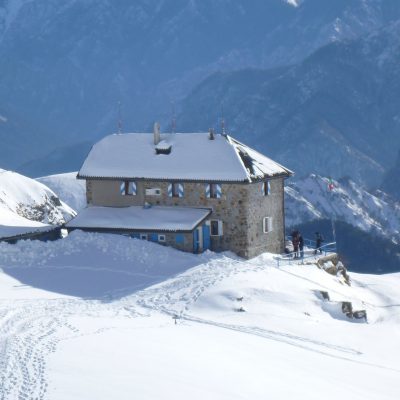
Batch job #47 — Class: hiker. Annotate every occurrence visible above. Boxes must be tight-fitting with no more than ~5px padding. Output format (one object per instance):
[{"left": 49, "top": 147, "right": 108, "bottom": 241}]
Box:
[
  {"left": 314, "top": 232, "right": 324, "bottom": 255},
  {"left": 291, "top": 230, "right": 299, "bottom": 258},
  {"left": 298, "top": 233, "right": 304, "bottom": 259}
]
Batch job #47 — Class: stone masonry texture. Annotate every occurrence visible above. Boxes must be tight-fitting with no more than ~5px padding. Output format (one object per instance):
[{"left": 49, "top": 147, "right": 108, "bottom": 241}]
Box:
[{"left": 85, "top": 177, "right": 286, "bottom": 258}]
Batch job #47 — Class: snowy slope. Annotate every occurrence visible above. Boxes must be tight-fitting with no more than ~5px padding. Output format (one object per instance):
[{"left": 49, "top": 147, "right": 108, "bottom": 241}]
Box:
[
  {"left": 0, "top": 169, "right": 76, "bottom": 238},
  {"left": 285, "top": 174, "right": 400, "bottom": 243},
  {"left": 0, "top": 231, "right": 399, "bottom": 399},
  {"left": 37, "top": 172, "right": 86, "bottom": 212}
]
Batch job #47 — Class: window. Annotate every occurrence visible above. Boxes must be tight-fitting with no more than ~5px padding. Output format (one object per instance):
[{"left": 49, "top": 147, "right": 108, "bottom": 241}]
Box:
[
  {"left": 120, "top": 181, "right": 136, "bottom": 196},
  {"left": 158, "top": 234, "right": 166, "bottom": 242},
  {"left": 210, "top": 220, "right": 223, "bottom": 236},
  {"left": 206, "top": 183, "right": 222, "bottom": 199},
  {"left": 140, "top": 233, "right": 148, "bottom": 240},
  {"left": 168, "top": 183, "right": 184, "bottom": 198},
  {"left": 145, "top": 188, "right": 161, "bottom": 196},
  {"left": 263, "top": 217, "right": 273, "bottom": 233},
  {"left": 262, "top": 181, "right": 271, "bottom": 196}
]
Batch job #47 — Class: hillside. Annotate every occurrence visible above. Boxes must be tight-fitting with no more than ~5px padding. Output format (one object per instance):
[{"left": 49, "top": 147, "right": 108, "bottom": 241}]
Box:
[
  {"left": 178, "top": 20, "right": 400, "bottom": 186},
  {"left": 286, "top": 175, "right": 400, "bottom": 244},
  {"left": 0, "top": 231, "right": 399, "bottom": 399},
  {"left": 285, "top": 174, "right": 400, "bottom": 272},
  {"left": 381, "top": 150, "right": 400, "bottom": 201},
  {"left": 1, "top": 0, "right": 400, "bottom": 173},
  {"left": 0, "top": 169, "right": 75, "bottom": 239},
  {"left": 37, "top": 172, "right": 86, "bottom": 212}
]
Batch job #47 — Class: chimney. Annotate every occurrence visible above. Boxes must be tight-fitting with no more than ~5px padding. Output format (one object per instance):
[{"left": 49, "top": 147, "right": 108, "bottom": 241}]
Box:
[
  {"left": 153, "top": 122, "right": 160, "bottom": 145},
  {"left": 208, "top": 128, "right": 215, "bottom": 140}
]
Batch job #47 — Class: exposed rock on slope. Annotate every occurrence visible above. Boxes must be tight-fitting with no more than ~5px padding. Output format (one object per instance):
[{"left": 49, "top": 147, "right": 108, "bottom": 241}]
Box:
[
  {"left": 37, "top": 172, "right": 86, "bottom": 212},
  {"left": 0, "top": 169, "right": 76, "bottom": 238},
  {"left": 285, "top": 174, "right": 400, "bottom": 244}
]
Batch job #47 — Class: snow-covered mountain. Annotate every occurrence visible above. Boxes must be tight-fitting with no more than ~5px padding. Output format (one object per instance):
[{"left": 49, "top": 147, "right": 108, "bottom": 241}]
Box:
[
  {"left": 0, "top": 169, "right": 75, "bottom": 238},
  {"left": 1, "top": 0, "right": 400, "bottom": 173},
  {"left": 37, "top": 172, "right": 86, "bottom": 212},
  {"left": 0, "top": 231, "right": 399, "bottom": 399},
  {"left": 285, "top": 175, "right": 400, "bottom": 244},
  {"left": 381, "top": 150, "right": 400, "bottom": 201}
]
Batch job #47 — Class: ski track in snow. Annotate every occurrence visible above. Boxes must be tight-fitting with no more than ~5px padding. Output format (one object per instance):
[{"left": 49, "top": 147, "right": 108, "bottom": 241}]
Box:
[
  {"left": 0, "top": 298, "right": 129, "bottom": 400},
  {"left": 1, "top": 253, "right": 399, "bottom": 398},
  {"left": 0, "top": 256, "right": 245, "bottom": 399},
  {"left": 180, "top": 315, "right": 400, "bottom": 373},
  {"left": 0, "top": 303, "right": 63, "bottom": 400},
  {"left": 122, "top": 257, "right": 378, "bottom": 367}
]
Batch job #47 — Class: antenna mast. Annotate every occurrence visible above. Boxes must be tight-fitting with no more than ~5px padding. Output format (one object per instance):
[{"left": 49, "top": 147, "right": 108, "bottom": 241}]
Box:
[
  {"left": 117, "top": 101, "right": 123, "bottom": 134},
  {"left": 171, "top": 100, "right": 176, "bottom": 134},
  {"left": 220, "top": 101, "right": 226, "bottom": 135}
]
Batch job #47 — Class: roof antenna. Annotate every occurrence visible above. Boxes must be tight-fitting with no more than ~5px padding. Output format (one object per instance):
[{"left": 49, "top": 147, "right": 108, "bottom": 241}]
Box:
[
  {"left": 117, "top": 100, "right": 123, "bottom": 134},
  {"left": 220, "top": 101, "right": 226, "bottom": 136},
  {"left": 171, "top": 100, "right": 176, "bottom": 134}
]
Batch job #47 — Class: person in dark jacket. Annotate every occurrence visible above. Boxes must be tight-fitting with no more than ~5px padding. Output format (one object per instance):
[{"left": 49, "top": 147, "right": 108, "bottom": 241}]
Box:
[
  {"left": 298, "top": 233, "right": 304, "bottom": 259},
  {"left": 314, "top": 232, "right": 324, "bottom": 255},
  {"left": 292, "top": 230, "right": 299, "bottom": 258}
]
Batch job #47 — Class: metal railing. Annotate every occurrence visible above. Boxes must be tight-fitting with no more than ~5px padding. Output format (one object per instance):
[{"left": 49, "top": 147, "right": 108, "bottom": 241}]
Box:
[{"left": 274, "top": 238, "right": 337, "bottom": 267}]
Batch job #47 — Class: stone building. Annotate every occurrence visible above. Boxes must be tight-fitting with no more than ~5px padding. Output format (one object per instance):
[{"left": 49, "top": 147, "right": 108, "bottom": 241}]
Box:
[{"left": 66, "top": 127, "right": 293, "bottom": 258}]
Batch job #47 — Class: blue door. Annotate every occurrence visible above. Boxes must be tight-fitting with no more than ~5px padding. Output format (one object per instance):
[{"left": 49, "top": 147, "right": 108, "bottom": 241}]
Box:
[
  {"left": 203, "top": 224, "right": 211, "bottom": 250},
  {"left": 193, "top": 229, "right": 199, "bottom": 253},
  {"left": 149, "top": 233, "right": 158, "bottom": 242}
]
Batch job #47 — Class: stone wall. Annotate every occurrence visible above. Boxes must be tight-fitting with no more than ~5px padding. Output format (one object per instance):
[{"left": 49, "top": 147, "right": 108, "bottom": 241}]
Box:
[
  {"left": 244, "top": 178, "right": 286, "bottom": 258},
  {"left": 163, "top": 231, "right": 193, "bottom": 253},
  {"left": 85, "top": 177, "right": 286, "bottom": 258}
]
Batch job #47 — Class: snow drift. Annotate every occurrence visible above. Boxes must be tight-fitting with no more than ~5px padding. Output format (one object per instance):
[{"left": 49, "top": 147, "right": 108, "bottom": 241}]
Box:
[{"left": 0, "top": 231, "right": 399, "bottom": 399}]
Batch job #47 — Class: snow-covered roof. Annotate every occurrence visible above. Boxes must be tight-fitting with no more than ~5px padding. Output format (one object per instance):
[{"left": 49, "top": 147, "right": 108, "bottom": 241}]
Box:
[
  {"left": 65, "top": 206, "right": 211, "bottom": 232},
  {"left": 78, "top": 133, "right": 293, "bottom": 182}
]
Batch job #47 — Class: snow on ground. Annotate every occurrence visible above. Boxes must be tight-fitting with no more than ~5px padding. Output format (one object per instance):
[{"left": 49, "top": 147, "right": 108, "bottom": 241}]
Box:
[
  {"left": 0, "top": 207, "right": 53, "bottom": 238},
  {"left": 0, "top": 169, "right": 75, "bottom": 239},
  {"left": 286, "top": 174, "right": 400, "bottom": 243},
  {"left": 0, "top": 231, "right": 399, "bottom": 399},
  {"left": 36, "top": 172, "right": 86, "bottom": 212}
]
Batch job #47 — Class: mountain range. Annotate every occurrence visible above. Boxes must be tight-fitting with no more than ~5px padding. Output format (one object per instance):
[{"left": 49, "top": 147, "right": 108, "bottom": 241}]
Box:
[
  {"left": 1, "top": 0, "right": 400, "bottom": 177},
  {"left": 178, "top": 20, "right": 400, "bottom": 187}
]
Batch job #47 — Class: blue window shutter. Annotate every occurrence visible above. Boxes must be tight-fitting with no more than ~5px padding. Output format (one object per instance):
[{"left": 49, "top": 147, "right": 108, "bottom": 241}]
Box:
[
  {"left": 216, "top": 184, "right": 222, "bottom": 198},
  {"left": 218, "top": 220, "right": 223, "bottom": 235},
  {"left": 176, "top": 234, "right": 184, "bottom": 244},
  {"left": 178, "top": 183, "right": 184, "bottom": 198},
  {"left": 261, "top": 181, "right": 271, "bottom": 196},
  {"left": 130, "top": 182, "right": 137, "bottom": 195},
  {"left": 205, "top": 184, "right": 210, "bottom": 198},
  {"left": 168, "top": 183, "right": 173, "bottom": 197},
  {"left": 120, "top": 181, "right": 126, "bottom": 195}
]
